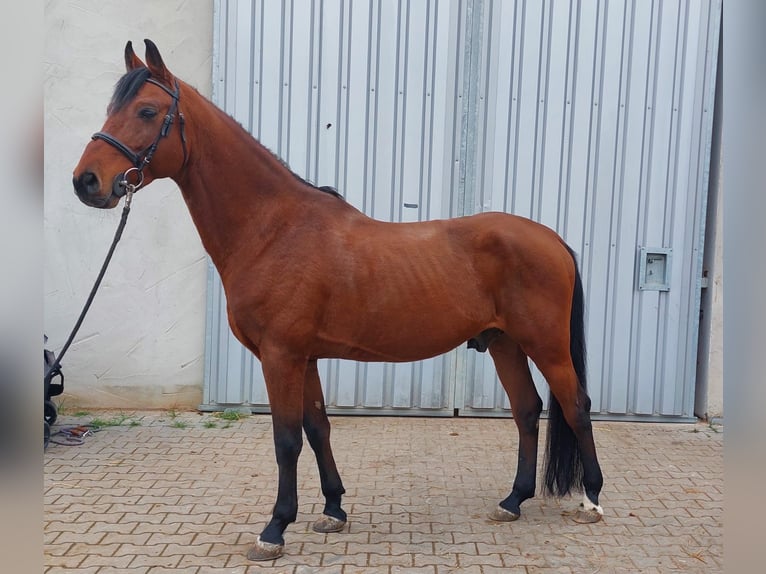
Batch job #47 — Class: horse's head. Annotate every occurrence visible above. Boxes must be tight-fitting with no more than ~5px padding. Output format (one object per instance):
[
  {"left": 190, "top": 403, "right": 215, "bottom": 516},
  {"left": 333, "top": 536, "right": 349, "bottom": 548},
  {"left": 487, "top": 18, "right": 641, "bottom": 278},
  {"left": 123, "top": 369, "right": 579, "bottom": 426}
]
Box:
[{"left": 73, "top": 39, "right": 188, "bottom": 209}]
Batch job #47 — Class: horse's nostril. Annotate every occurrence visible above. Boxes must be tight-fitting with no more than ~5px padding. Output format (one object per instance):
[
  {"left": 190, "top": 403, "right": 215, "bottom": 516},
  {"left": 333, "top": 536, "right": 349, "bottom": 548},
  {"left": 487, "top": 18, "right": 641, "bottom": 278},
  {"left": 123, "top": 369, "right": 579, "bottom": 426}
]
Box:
[{"left": 74, "top": 171, "right": 100, "bottom": 196}]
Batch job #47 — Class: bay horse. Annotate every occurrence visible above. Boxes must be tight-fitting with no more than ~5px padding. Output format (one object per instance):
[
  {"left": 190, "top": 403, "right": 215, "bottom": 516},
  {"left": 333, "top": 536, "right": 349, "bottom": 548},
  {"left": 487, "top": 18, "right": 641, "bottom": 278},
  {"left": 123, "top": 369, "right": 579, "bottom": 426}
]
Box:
[{"left": 72, "top": 40, "right": 603, "bottom": 561}]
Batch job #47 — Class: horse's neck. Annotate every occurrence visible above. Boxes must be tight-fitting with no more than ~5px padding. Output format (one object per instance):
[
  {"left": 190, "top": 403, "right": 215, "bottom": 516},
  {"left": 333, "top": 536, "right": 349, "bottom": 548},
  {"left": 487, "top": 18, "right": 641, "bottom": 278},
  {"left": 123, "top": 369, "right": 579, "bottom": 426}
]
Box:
[{"left": 172, "top": 93, "right": 307, "bottom": 275}]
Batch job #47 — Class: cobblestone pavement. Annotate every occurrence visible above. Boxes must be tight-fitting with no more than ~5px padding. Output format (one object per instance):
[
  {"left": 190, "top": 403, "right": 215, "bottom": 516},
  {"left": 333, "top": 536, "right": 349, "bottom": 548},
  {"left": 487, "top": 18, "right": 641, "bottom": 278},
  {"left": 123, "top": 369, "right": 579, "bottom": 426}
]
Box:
[{"left": 44, "top": 410, "right": 722, "bottom": 573}]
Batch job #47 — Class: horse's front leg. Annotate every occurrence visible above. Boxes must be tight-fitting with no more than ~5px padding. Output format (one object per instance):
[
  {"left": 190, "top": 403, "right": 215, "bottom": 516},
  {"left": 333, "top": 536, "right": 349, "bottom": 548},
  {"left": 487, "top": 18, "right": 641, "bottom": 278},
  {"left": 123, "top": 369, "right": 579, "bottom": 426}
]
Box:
[
  {"left": 248, "top": 348, "right": 306, "bottom": 561},
  {"left": 302, "top": 360, "right": 347, "bottom": 533}
]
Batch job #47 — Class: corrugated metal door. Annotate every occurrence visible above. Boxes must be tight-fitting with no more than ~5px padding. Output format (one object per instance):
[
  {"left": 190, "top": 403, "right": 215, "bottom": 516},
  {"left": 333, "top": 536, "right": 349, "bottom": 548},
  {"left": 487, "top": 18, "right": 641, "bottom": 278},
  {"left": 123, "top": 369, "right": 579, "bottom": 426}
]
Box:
[
  {"left": 204, "top": 0, "right": 468, "bottom": 414},
  {"left": 203, "top": 0, "right": 721, "bottom": 419},
  {"left": 459, "top": 0, "right": 721, "bottom": 419}
]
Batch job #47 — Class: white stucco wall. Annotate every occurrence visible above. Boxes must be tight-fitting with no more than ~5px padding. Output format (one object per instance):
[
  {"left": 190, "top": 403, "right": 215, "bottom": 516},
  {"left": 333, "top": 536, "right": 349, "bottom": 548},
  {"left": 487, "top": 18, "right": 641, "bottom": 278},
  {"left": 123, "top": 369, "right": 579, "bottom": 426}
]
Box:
[{"left": 44, "top": 1, "right": 213, "bottom": 409}]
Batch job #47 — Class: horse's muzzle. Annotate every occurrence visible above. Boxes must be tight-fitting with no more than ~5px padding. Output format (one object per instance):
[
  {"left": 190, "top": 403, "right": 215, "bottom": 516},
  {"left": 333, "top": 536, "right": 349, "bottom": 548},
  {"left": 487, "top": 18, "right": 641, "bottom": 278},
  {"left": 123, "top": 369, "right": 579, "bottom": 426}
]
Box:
[{"left": 72, "top": 171, "right": 119, "bottom": 209}]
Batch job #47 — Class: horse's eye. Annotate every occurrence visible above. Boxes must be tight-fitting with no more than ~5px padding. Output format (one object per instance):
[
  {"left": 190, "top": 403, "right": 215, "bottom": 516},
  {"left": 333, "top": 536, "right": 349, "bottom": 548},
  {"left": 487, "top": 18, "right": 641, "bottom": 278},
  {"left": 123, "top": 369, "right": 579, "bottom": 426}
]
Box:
[{"left": 139, "top": 108, "right": 158, "bottom": 120}]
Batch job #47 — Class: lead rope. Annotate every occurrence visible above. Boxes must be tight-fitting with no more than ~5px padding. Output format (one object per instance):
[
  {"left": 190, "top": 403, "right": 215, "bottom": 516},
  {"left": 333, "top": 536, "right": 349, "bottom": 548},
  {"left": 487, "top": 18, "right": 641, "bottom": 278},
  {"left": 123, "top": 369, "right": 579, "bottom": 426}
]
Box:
[
  {"left": 49, "top": 423, "right": 101, "bottom": 446},
  {"left": 44, "top": 186, "right": 136, "bottom": 381}
]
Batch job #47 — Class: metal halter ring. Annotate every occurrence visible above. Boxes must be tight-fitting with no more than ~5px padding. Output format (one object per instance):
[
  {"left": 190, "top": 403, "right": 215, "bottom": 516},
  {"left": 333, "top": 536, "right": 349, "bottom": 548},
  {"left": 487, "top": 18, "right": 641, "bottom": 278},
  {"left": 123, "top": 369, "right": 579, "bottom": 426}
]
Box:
[{"left": 119, "top": 166, "right": 145, "bottom": 191}]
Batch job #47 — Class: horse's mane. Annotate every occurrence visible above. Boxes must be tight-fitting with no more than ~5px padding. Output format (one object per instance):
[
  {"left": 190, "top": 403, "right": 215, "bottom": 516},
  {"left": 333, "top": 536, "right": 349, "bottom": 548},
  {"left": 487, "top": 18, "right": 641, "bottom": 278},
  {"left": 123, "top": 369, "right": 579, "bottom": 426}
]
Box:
[
  {"left": 271, "top": 152, "right": 343, "bottom": 200},
  {"left": 108, "top": 68, "right": 343, "bottom": 201},
  {"left": 108, "top": 67, "right": 152, "bottom": 114}
]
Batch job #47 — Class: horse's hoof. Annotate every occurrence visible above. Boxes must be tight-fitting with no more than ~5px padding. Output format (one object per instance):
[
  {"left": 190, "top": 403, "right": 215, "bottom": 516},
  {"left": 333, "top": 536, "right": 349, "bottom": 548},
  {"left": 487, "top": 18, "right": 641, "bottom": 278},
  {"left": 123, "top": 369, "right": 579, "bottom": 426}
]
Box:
[
  {"left": 488, "top": 505, "right": 520, "bottom": 522},
  {"left": 573, "top": 504, "right": 604, "bottom": 524},
  {"left": 312, "top": 514, "right": 347, "bottom": 533},
  {"left": 247, "top": 536, "right": 284, "bottom": 561}
]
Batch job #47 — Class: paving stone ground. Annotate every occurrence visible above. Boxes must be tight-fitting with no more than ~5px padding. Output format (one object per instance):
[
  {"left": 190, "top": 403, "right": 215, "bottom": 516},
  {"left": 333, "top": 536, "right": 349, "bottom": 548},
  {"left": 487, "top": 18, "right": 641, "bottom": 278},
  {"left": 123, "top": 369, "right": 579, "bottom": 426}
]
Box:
[{"left": 44, "top": 410, "right": 722, "bottom": 573}]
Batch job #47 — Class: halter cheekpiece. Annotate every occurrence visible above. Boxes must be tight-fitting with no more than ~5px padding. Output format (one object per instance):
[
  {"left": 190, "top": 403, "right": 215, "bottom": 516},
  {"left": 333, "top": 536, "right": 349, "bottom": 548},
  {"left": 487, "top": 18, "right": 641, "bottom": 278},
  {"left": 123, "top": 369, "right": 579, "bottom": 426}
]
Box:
[{"left": 91, "top": 77, "right": 187, "bottom": 196}]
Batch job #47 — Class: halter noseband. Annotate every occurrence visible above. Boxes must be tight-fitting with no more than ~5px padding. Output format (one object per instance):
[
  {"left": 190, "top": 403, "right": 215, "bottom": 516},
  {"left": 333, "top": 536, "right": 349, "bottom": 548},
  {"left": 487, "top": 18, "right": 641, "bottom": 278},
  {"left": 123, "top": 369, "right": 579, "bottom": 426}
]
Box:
[{"left": 91, "top": 77, "right": 188, "bottom": 197}]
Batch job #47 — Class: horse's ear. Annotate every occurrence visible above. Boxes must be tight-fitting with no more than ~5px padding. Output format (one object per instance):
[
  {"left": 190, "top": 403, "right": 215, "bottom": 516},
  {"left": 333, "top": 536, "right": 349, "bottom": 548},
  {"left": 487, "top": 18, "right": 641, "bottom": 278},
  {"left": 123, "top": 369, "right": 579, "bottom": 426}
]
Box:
[
  {"left": 124, "top": 41, "right": 146, "bottom": 72},
  {"left": 143, "top": 39, "right": 174, "bottom": 84}
]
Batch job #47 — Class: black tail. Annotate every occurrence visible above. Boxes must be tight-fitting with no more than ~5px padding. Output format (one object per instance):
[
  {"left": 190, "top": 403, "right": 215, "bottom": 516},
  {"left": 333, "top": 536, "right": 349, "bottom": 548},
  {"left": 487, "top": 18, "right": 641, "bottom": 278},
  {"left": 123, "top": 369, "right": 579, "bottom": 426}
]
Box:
[{"left": 543, "top": 245, "right": 586, "bottom": 497}]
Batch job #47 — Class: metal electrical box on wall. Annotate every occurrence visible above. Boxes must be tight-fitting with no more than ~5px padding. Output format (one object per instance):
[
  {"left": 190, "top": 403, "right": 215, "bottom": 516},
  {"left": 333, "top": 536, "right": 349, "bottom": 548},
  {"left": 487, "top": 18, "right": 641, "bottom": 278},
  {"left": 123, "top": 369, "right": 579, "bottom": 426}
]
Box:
[{"left": 638, "top": 247, "right": 672, "bottom": 291}]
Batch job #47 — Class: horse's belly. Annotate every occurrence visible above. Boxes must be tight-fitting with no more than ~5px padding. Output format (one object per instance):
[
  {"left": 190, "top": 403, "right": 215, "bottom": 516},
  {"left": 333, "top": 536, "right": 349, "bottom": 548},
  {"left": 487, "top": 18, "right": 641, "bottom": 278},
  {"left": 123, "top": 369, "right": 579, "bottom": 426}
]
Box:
[
  {"left": 321, "top": 337, "right": 464, "bottom": 363},
  {"left": 316, "top": 304, "right": 490, "bottom": 363}
]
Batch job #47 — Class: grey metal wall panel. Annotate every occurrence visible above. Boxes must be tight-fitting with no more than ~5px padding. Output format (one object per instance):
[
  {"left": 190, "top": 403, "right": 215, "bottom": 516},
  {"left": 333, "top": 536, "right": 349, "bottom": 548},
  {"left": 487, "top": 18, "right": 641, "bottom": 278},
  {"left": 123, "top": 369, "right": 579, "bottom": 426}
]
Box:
[
  {"left": 205, "top": 0, "right": 465, "bottom": 414},
  {"left": 459, "top": 0, "right": 720, "bottom": 418},
  {"left": 205, "top": 0, "right": 720, "bottom": 420}
]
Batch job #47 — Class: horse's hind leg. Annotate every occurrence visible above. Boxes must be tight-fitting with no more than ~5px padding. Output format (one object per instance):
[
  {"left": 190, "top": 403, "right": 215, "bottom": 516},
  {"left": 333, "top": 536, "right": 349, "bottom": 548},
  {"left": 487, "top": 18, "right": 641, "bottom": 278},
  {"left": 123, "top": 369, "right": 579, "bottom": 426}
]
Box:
[
  {"left": 487, "top": 334, "right": 543, "bottom": 521},
  {"left": 533, "top": 352, "right": 604, "bottom": 524},
  {"left": 302, "top": 360, "right": 347, "bottom": 533}
]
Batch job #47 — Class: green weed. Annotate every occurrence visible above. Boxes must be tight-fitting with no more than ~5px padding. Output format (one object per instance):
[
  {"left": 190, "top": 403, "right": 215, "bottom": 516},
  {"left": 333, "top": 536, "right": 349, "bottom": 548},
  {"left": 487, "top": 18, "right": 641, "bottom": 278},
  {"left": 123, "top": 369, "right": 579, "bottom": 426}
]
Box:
[{"left": 89, "top": 413, "right": 134, "bottom": 428}]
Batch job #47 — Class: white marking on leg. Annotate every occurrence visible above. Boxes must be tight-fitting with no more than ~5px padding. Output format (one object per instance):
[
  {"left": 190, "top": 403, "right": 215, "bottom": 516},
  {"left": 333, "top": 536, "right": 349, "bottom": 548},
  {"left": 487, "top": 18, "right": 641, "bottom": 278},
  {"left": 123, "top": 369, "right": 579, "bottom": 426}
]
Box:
[{"left": 582, "top": 493, "right": 603, "bottom": 515}]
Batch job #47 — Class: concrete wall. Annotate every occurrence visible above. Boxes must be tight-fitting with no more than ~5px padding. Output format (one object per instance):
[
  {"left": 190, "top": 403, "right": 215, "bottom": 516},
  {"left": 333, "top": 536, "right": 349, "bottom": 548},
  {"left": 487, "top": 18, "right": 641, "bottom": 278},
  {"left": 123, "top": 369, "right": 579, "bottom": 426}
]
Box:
[
  {"left": 708, "top": 197, "right": 724, "bottom": 418},
  {"left": 695, "top": 26, "right": 723, "bottom": 421},
  {"left": 696, "top": 149, "right": 723, "bottom": 420},
  {"left": 707, "top": 46, "right": 724, "bottom": 421},
  {"left": 44, "top": 1, "right": 213, "bottom": 409}
]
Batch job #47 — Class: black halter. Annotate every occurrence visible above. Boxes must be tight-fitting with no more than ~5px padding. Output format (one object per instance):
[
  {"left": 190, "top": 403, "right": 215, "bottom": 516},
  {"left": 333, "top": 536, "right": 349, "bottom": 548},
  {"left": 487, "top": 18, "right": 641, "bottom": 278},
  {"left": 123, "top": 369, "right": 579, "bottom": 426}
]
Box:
[{"left": 92, "top": 77, "right": 188, "bottom": 196}]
